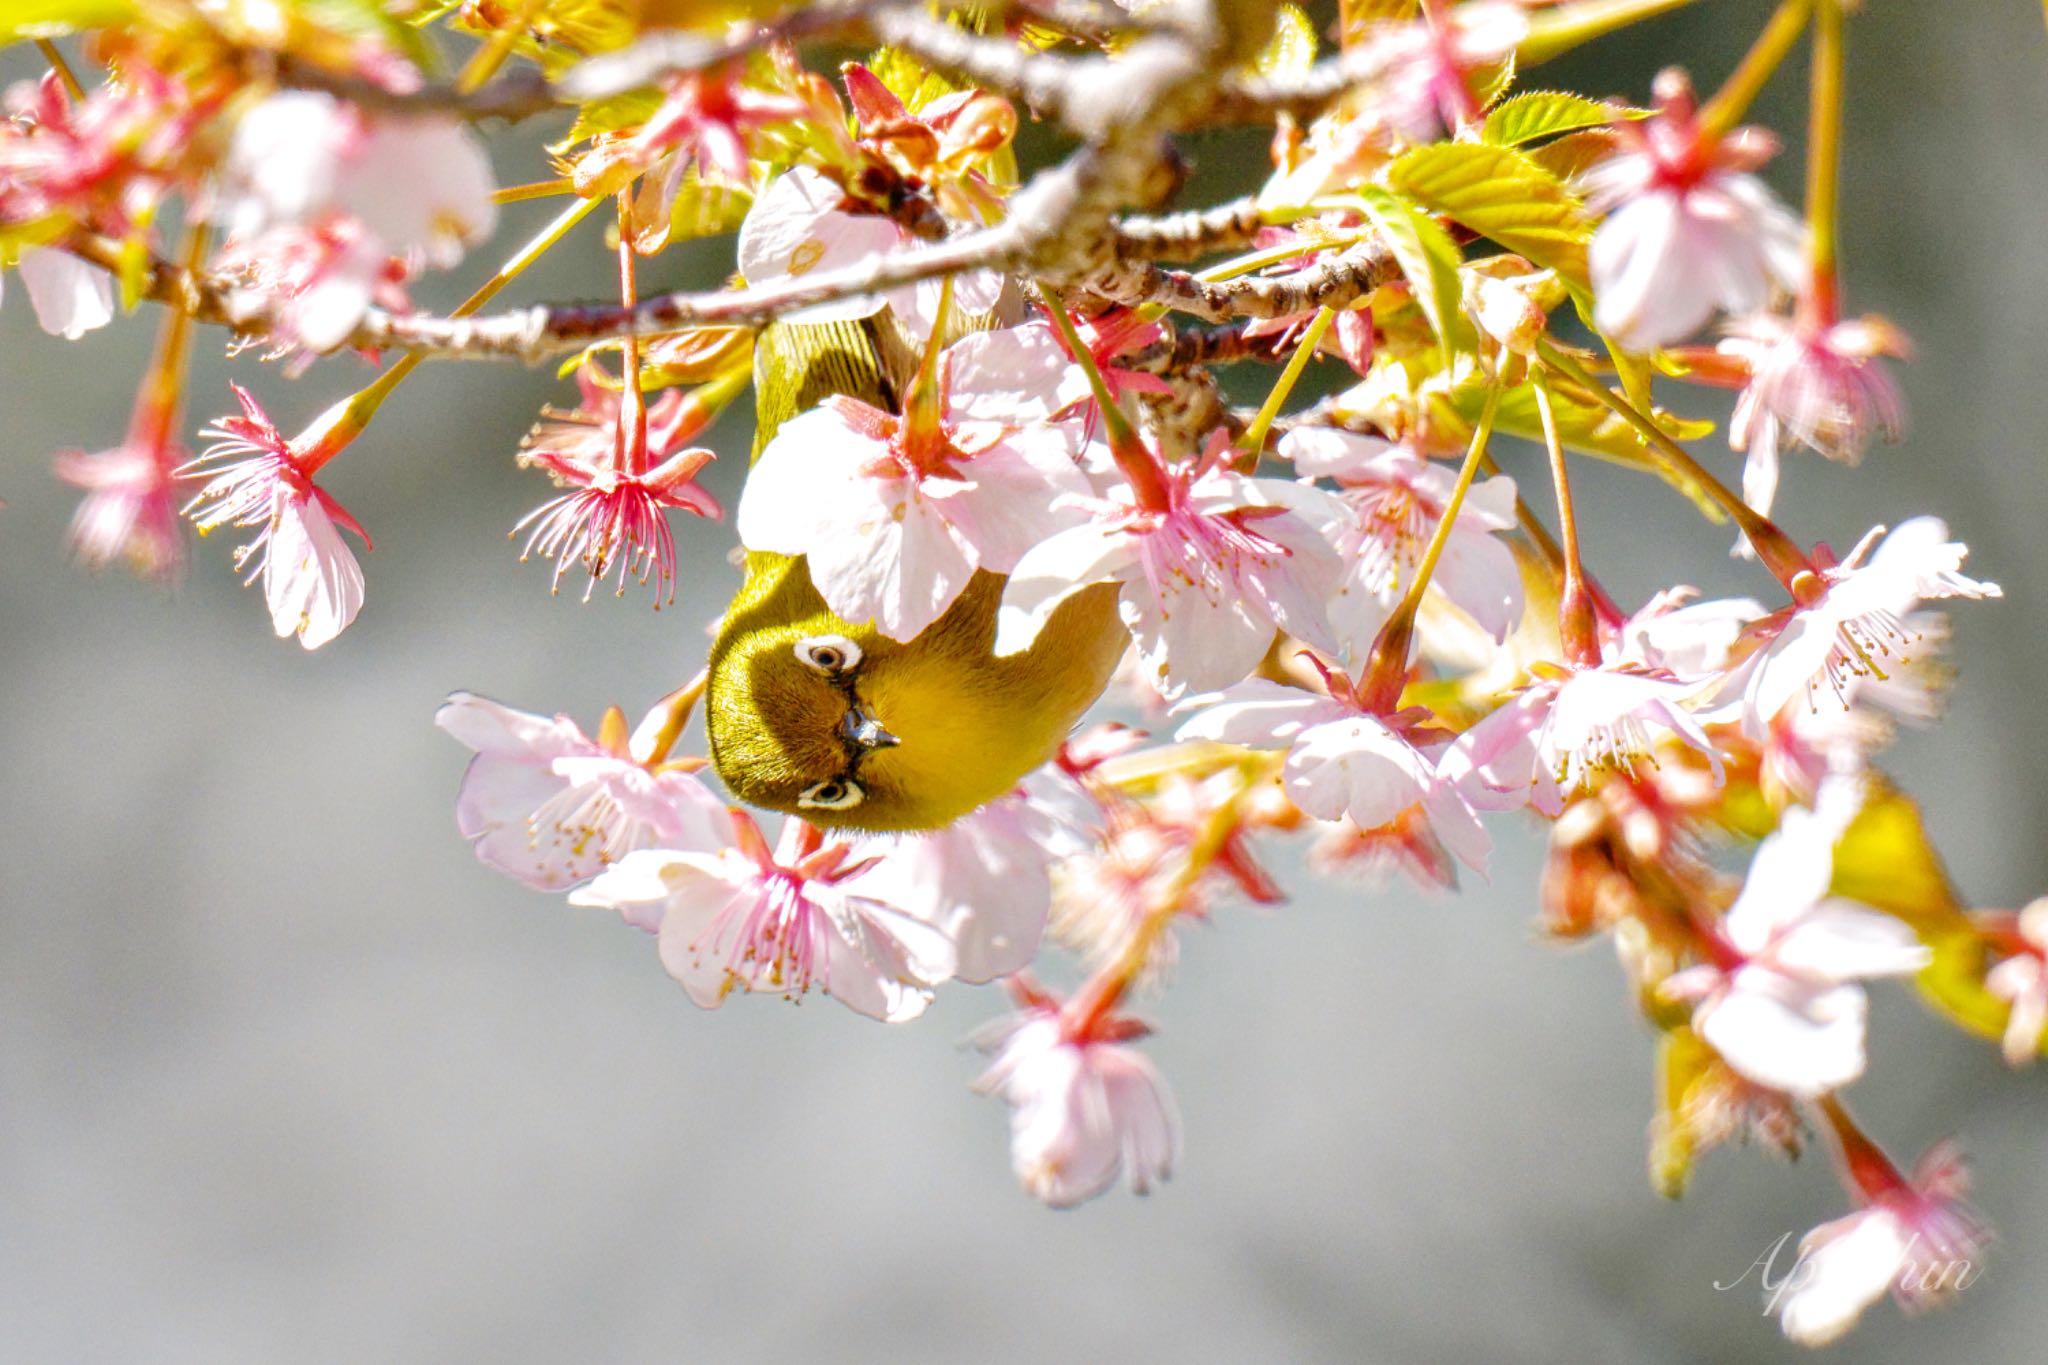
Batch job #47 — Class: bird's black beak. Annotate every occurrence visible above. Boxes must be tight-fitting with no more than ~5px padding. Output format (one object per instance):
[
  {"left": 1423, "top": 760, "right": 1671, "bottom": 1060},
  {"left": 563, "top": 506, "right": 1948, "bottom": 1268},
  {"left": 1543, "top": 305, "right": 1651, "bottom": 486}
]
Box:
[{"left": 840, "top": 704, "right": 899, "bottom": 751}]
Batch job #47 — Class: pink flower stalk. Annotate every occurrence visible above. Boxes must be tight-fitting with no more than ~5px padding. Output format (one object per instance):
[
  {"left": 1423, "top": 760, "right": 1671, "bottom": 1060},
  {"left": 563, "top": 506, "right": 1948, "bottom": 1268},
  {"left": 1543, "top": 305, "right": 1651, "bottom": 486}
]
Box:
[
  {"left": 569, "top": 814, "right": 957, "bottom": 1022},
  {"left": 179, "top": 384, "right": 371, "bottom": 650},
  {"left": 736, "top": 166, "right": 1001, "bottom": 334},
  {"left": 1584, "top": 69, "right": 1804, "bottom": 350},
  {"left": 736, "top": 349, "right": 1091, "bottom": 641},
  {"left": 1662, "top": 776, "right": 1928, "bottom": 1098},
  {"left": 1985, "top": 900, "right": 2048, "bottom": 1067},
  {"left": 974, "top": 999, "right": 1179, "bottom": 1207},
  {"left": 515, "top": 363, "right": 722, "bottom": 605},
  {"left": 1445, "top": 656, "right": 1724, "bottom": 818},
  {"left": 1772, "top": 1138, "right": 1990, "bottom": 1346},
  {"left": 53, "top": 428, "right": 186, "bottom": 583},
  {"left": 1719, "top": 311, "right": 1910, "bottom": 516},
  {"left": 1176, "top": 676, "right": 1490, "bottom": 875},
  {"left": 1280, "top": 426, "right": 1524, "bottom": 648},
  {"left": 1723, "top": 517, "right": 1999, "bottom": 735},
  {"left": 995, "top": 435, "right": 1344, "bottom": 697},
  {"left": 3, "top": 247, "right": 113, "bottom": 338},
  {"left": 629, "top": 65, "right": 805, "bottom": 187},
  {"left": 436, "top": 691, "right": 733, "bottom": 893}
]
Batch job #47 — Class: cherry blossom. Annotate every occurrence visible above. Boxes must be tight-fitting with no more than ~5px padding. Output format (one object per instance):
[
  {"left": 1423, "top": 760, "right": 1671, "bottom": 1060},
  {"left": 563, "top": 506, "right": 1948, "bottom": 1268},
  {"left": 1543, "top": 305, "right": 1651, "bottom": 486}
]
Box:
[
  {"left": 1723, "top": 518, "right": 1999, "bottom": 734},
  {"left": 1446, "top": 656, "right": 1724, "bottom": 818},
  {"left": 220, "top": 91, "right": 496, "bottom": 268},
  {"left": 179, "top": 385, "right": 371, "bottom": 649},
  {"left": 1984, "top": 899, "right": 2048, "bottom": 1067},
  {"left": 853, "top": 790, "right": 1068, "bottom": 983},
  {"left": 628, "top": 64, "right": 805, "bottom": 188},
  {"left": 1719, "top": 311, "right": 1909, "bottom": 516},
  {"left": 5, "top": 247, "right": 113, "bottom": 338},
  {"left": 1662, "top": 777, "right": 1928, "bottom": 1097},
  {"left": 1362, "top": 1, "right": 1529, "bottom": 144},
  {"left": 995, "top": 439, "right": 1344, "bottom": 697},
  {"left": 514, "top": 363, "right": 723, "bottom": 604},
  {"left": 1279, "top": 426, "right": 1523, "bottom": 648},
  {"left": 945, "top": 311, "right": 1170, "bottom": 438},
  {"left": 1772, "top": 1141, "right": 1990, "bottom": 1346},
  {"left": 436, "top": 691, "right": 732, "bottom": 893},
  {"left": 974, "top": 1002, "right": 1179, "bottom": 1207},
  {"left": 1176, "top": 678, "right": 1490, "bottom": 875},
  {"left": 737, "top": 351, "right": 1091, "bottom": 640},
  {"left": 212, "top": 222, "right": 409, "bottom": 361},
  {"left": 736, "top": 165, "right": 1001, "bottom": 333},
  {"left": 53, "top": 431, "right": 185, "bottom": 582},
  {"left": 1584, "top": 70, "right": 1804, "bottom": 350},
  {"left": 568, "top": 814, "right": 957, "bottom": 1022}
]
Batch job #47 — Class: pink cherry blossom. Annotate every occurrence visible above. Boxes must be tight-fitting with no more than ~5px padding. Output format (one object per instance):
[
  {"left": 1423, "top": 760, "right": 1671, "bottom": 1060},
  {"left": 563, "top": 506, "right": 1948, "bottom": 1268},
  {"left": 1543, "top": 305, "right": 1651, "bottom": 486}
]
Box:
[
  {"left": 1176, "top": 678, "right": 1490, "bottom": 875},
  {"left": 736, "top": 353, "right": 1091, "bottom": 641},
  {"left": 1584, "top": 70, "right": 1804, "bottom": 350},
  {"left": 213, "top": 222, "right": 409, "bottom": 362},
  {"left": 854, "top": 790, "right": 1069, "bottom": 983},
  {"left": 0, "top": 66, "right": 204, "bottom": 234},
  {"left": 1723, "top": 518, "right": 1999, "bottom": 734},
  {"left": 1719, "top": 311, "right": 1910, "bottom": 516},
  {"left": 1772, "top": 1141, "right": 1990, "bottom": 1346},
  {"left": 1662, "top": 777, "right": 1928, "bottom": 1098},
  {"left": 53, "top": 430, "right": 186, "bottom": 583},
  {"left": 1279, "top": 426, "right": 1524, "bottom": 648},
  {"left": 6, "top": 247, "right": 113, "bottom": 338},
  {"left": 974, "top": 1003, "right": 1179, "bottom": 1207},
  {"left": 436, "top": 691, "right": 733, "bottom": 893},
  {"left": 628, "top": 65, "right": 805, "bottom": 188},
  {"left": 1984, "top": 900, "right": 2048, "bottom": 1067},
  {"left": 568, "top": 814, "right": 957, "bottom": 1022},
  {"left": 1360, "top": 1, "right": 1529, "bottom": 143},
  {"left": 995, "top": 439, "right": 1343, "bottom": 697},
  {"left": 945, "top": 311, "right": 1170, "bottom": 439},
  {"left": 736, "top": 166, "right": 1002, "bottom": 333},
  {"left": 514, "top": 363, "right": 722, "bottom": 605},
  {"left": 221, "top": 91, "right": 496, "bottom": 269},
  {"left": 179, "top": 385, "right": 371, "bottom": 650},
  {"left": 1445, "top": 657, "right": 1724, "bottom": 818}
]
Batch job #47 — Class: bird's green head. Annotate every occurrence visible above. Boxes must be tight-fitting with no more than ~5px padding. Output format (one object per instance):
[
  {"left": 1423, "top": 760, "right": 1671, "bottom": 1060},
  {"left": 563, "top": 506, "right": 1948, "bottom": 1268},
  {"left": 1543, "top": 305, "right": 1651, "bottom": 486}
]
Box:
[{"left": 704, "top": 557, "right": 1124, "bottom": 832}]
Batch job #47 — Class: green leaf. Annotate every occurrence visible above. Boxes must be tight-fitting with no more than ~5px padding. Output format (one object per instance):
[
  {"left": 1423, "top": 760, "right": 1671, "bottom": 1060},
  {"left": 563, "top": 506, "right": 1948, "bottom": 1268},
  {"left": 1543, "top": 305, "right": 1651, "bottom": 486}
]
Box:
[
  {"left": 1482, "top": 90, "right": 1614, "bottom": 147},
  {"left": 1432, "top": 374, "right": 1721, "bottom": 513},
  {"left": 1252, "top": 3, "right": 1317, "bottom": 80},
  {"left": 1351, "top": 185, "right": 1470, "bottom": 362},
  {"left": 1, "top": 0, "right": 132, "bottom": 40},
  {"left": 1525, "top": 128, "right": 1618, "bottom": 185},
  {"left": 1386, "top": 141, "right": 1593, "bottom": 287},
  {"left": 869, "top": 43, "right": 961, "bottom": 114}
]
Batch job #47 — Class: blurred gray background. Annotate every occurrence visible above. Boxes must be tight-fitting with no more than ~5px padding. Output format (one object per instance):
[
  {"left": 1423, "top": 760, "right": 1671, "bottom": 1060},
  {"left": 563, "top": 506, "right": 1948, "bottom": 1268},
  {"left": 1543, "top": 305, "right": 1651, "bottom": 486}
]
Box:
[{"left": 4, "top": 4, "right": 2046, "bottom": 1361}]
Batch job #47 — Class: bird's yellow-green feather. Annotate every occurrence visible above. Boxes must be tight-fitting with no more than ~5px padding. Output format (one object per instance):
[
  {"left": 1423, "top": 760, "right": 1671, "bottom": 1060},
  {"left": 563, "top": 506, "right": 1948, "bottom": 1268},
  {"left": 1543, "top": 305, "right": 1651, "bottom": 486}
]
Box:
[{"left": 704, "top": 312, "right": 1126, "bottom": 832}]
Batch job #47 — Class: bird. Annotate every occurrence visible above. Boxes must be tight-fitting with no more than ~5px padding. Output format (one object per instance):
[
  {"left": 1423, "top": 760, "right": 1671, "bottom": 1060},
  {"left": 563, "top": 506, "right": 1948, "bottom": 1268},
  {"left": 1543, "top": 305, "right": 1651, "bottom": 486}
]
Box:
[{"left": 703, "top": 311, "right": 1127, "bottom": 832}]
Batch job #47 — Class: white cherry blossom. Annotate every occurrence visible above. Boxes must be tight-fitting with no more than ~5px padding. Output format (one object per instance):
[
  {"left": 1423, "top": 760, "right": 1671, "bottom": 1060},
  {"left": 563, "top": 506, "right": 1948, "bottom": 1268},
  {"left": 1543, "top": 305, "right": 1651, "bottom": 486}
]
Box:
[
  {"left": 1280, "top": 426, "right": 1523, "bottom": 648},
  {"left": 1664, "top": 776, "right": 1928, "bottom": 1097}
]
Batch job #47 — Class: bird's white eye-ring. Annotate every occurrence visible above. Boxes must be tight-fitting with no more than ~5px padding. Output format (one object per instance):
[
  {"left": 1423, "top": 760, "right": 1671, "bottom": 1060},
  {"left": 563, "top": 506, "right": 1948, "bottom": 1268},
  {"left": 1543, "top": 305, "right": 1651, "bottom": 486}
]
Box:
[
  {"left": 795, "top": 635, "right": 863, "bottom": 677},
  {"left": 798, "top": 778, "right": 866, "bottom": 811}
]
